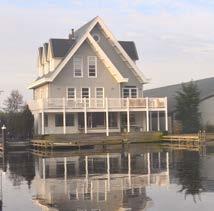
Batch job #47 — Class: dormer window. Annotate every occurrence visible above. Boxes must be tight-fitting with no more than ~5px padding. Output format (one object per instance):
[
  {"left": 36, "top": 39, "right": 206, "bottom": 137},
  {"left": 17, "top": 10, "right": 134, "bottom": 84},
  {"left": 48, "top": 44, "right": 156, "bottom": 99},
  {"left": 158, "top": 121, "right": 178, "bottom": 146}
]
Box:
[
  {"left": 73, "top": 57, "right": 83, "bottom": 77},
  {"left": 88, "top": 56, "right": 97, "bottom": 78}
]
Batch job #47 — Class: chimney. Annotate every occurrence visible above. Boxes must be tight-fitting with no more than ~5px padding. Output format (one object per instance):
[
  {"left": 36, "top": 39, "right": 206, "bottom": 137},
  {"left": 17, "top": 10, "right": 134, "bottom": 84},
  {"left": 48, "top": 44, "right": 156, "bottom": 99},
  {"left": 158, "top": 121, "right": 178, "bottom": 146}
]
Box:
[{"left": 69, "top": 28, "right": 75, "bottom": 40}]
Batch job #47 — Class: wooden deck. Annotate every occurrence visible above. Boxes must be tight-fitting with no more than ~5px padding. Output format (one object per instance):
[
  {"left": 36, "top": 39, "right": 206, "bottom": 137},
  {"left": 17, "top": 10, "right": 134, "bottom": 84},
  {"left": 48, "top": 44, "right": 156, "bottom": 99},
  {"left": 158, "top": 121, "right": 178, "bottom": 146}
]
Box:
[{"left": 31, "top": 132, "right": 162, "bottom": 149}]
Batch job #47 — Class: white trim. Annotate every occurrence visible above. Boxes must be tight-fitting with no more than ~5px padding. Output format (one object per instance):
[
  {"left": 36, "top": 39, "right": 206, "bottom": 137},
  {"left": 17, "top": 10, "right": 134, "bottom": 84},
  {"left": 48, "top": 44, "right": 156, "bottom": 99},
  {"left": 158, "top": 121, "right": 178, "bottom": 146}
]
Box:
[
  {"left": 66, "top": 87, "right": 76, "bottom": 99},
  {"left": 29, "top": 16, "right": 147, "bottom": 89},
  {"left": 81, "top": 87, "right": 91, "bottom": 102},
  {"left": 92, "top": 33, "right": 100, "bottom": 42},
  {"left": 95, "top": 87, "right": 104, "bottom": 98},
  {"left": 73, "top": 56, "right": 83, "bottom": 78},
  {"left": 87, "top": 35, "right": 127, "bottom": 83},
  {"left": 96, "top": 17, "right": 148, "bottom": 84},
  {"left": 87, "top": 56, "right": 97, "bottom": 78},
  {"left": 122, "top": 87, "right": 138, "bottom": 98}
]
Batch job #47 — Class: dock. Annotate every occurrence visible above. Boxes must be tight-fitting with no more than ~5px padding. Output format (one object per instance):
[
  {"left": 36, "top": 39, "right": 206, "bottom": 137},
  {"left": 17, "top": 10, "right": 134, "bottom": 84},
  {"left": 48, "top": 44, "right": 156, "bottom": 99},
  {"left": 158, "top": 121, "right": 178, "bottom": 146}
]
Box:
[
  {"left": 31, "top": 132, "right": 162, "bottom": 149},
  {"left": 161, "top": 134, "right": 206, "bottom": 151}
]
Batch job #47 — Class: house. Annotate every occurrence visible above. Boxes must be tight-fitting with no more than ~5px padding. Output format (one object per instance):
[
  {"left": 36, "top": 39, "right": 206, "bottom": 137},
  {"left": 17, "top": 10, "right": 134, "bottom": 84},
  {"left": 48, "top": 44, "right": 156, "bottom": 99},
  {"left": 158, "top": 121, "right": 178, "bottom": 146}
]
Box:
[
  {"left": 28, "top": 16, "right": 168, "bottom": 136},
  {"left": 144, "top": 77, "right": 214, "bottom": 133}
]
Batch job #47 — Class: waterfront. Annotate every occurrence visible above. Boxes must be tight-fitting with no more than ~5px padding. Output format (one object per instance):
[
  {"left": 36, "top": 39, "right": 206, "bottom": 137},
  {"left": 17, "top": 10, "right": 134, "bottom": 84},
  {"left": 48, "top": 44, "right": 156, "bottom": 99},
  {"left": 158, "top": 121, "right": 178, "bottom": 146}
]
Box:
[{"left": 0, "top": 143, "right": 214, "bottom": 211}]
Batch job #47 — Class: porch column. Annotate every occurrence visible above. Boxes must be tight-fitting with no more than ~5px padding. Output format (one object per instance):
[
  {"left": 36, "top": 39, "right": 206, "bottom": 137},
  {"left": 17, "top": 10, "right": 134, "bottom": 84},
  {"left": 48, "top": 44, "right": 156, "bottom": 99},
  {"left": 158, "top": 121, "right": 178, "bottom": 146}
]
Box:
[
  {"left": 63, "top": 98, "right": 66, "bottom": 134},
  {"left": 146, "top": 98, "right": 149, "bottom": 132},
  {"left": 127, "top": 98, "right": 130, "bottom": 133},
  {"left": 157, "top": 111, "right": 160, "bottom": 131},
  {"left": 105, "top": 98, "right": 109, "bottom": 136},
  {"left": 41, "top": 112, "right": 45, "bottom": 135},
  {"left": 165, "top": 97, "right": 168, "bottom": 131},
  {"left": 84, "top": 98, "right": 87, "bottom": 134},
  {"left": 150, "top": 112, "right": 152, "bottom": 131}
]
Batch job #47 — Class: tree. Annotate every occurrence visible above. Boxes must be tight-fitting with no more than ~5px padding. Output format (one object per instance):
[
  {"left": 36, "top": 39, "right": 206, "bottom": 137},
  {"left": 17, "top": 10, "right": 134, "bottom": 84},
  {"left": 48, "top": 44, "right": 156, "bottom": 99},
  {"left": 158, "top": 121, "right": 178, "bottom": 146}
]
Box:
[
  {"left": 175, "top": 81, "right": 200, "bottom": 133},
  {"left": 4, "top": 90, "right": 23, "bottom": 113}
]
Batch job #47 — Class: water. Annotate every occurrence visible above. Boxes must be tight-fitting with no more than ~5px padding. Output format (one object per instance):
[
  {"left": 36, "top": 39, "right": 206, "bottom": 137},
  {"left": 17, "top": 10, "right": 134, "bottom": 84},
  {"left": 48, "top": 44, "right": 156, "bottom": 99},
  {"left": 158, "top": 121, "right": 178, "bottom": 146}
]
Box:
[{"left": 0, "top": 143, "right": 214, "bottom": 211}]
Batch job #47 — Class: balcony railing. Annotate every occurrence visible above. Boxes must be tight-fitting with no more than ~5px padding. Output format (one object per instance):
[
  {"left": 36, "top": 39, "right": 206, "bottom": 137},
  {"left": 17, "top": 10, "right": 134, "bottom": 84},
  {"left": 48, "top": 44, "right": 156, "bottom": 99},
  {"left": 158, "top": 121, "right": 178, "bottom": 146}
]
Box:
[{"left": 28, "top": 97, "right": 167, "bottom": 111}]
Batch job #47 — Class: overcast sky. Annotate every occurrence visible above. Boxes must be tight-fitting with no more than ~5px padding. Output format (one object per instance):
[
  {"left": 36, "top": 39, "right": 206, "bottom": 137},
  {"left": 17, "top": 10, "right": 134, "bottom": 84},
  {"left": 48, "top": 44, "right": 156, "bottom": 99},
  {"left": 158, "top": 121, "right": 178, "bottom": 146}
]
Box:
[{"left": 0, "top": 0, "right": 214, "bottom": 105}]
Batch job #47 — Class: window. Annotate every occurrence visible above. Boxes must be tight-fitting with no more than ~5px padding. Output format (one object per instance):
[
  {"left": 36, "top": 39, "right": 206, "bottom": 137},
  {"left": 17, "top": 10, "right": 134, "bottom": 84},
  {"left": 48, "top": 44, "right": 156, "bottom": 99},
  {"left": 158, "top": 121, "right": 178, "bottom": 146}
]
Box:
[
  {"left": 96, "top": 87, "right": 104, "bottom": 107},
  {"left": 88, "top": 56, "right": 97, "bottom": 77},
  {"left": 96, "top": 87, "right": 104, "bottom": 98},
  {"left": 122, "top": 87, "right": 138, "bottom": 98},
  {"left": 66, "top": 113, "right": 74, "bottom": 126},
  {"left": 55, "top": 113, "right": 63, "bottom": 127},
  {"left": 92, "top": 33, "right": 100, "bottom": 42},
  {"left": 82, "top": 88, "right": 90, "bottom": 98},
  {"left": 73, "top": 57, "right": 83, "bottom": 77},
  {"left": 67, "top": 88, "right": 76, "bottom": 99}
]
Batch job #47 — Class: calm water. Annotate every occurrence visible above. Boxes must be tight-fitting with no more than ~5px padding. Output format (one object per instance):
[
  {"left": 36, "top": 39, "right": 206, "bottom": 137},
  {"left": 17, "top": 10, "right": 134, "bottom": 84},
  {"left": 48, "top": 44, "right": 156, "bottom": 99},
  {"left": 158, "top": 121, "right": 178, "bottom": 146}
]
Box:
[{"left": 0, "top": 143, "right": 214, "bottom": 211}]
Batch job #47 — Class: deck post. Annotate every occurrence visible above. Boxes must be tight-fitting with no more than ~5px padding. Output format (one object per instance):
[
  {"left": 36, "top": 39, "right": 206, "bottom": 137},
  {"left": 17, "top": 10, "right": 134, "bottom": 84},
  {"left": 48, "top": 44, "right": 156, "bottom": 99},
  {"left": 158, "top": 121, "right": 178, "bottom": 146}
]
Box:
[
  {"left": 41, "top": 100, "right": 45, "bottom": 135},
  {"left": 105, "top": 97, "right": 109, "bottom": 136},
  {"left": 146, "top": 98, "right": 149, "bottom": 132},
  {"left": 165, "top": 97, "right": 168, "bottom": 131},
  {"left": 157, "top": 111, "right": 160, "bottom": 131},
  {"left": 150, "top": 111, "right": 152, "bottom": 131},
  {"left": 127, "top": 98, "right": 130, "bottom": 133},
  {"left": 63, "top": 98, "right": 66, "bottom": 134},
  {"left": 84, "top": 98, "right": 87, "bottom": 134}
]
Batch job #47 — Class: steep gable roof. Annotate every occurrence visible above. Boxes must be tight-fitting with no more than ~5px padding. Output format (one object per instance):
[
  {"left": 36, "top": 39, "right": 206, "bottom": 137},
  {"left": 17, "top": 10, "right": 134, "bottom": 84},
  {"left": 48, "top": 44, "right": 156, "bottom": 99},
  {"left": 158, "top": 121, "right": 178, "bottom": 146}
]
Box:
[
  {"left": 29, "top": 16, "right": 148, "bottom": 89},
  {"left": 50, "top": 39, "right": 75, "bottom": 58},
  {"left": 118, "top": 41, "right": 139, "bottom": 61}
]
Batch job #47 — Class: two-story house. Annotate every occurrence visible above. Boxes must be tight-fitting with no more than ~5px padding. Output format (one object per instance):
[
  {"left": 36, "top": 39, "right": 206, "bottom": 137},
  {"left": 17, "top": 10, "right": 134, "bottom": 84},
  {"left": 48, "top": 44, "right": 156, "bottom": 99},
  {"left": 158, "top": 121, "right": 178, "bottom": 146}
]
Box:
[{"left": 28, "top": 16, "right": 168, "bottom": 136}]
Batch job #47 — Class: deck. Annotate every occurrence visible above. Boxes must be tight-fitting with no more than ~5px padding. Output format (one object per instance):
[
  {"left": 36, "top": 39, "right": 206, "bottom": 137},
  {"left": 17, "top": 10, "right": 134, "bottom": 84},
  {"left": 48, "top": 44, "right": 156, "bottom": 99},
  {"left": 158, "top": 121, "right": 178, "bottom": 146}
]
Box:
[{"left": 29, "top": 97, "right": 167, "bottom": 112}]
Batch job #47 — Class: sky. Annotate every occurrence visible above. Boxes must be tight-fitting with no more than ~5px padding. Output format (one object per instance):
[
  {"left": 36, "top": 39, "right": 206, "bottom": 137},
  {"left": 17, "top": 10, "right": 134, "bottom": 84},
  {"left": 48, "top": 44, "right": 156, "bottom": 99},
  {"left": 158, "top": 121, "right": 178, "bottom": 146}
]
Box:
[{"left": 0, "top": 0, "right": 214, "bottom": 106}]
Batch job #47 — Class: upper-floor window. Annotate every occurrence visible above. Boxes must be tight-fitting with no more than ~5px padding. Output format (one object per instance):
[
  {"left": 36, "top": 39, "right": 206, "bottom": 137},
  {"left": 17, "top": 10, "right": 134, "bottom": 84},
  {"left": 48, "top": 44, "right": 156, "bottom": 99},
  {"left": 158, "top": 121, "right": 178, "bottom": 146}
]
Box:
[
  {"left": 88, "top": 56, "right": 97, "bottom": 78},
  {"left": 122, "top": 87, "right": 138, "bottom": 98},
  {"left": 73, "top": 57, "right": 83, "bottom": 77},
  {"left": 67, "top": 88, "right": 76, "bottom": 99},
  {"left": 95, "top": 87, "right": 104, "bottom": 98},
  {"left": 82, "top": 88, "right": 90, "bottom": 98}
]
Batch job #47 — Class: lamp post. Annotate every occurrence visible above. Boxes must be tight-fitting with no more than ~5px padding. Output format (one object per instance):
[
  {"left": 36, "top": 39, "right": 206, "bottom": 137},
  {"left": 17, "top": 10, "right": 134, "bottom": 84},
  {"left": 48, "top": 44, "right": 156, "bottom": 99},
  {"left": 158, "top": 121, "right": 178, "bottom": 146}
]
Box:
[{"left": 1, "top": 125, "right": 6, "bottom": 151}]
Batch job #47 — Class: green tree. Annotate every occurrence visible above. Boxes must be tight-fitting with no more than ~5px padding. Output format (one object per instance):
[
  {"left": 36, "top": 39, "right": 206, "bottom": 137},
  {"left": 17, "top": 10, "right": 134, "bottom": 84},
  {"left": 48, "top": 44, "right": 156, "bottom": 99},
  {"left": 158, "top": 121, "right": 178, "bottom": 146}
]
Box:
[
  {"left": 4, "top": 90, "right": 23, "bottom": 113},
  {"left": 175, "top": 81, "right": 200, "bottom": 133}
]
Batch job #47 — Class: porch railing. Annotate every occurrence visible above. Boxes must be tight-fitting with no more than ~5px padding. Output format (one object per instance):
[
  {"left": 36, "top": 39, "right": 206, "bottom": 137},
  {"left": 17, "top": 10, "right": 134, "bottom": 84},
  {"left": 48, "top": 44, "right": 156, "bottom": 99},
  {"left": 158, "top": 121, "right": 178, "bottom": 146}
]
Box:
[{"left": 28, "top": 97, "right": 167, "bottom": 111}]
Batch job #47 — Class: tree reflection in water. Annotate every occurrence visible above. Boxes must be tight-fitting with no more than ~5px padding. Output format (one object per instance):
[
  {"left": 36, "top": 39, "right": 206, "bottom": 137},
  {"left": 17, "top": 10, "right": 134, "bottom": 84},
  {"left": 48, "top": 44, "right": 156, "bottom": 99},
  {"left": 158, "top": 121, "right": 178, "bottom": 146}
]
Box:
[
  {"left": 7, "top": 151, "right": 35, "bottom": 188},
  {"left": 174, "top": 150, "right": 204, "bottom": 202}
]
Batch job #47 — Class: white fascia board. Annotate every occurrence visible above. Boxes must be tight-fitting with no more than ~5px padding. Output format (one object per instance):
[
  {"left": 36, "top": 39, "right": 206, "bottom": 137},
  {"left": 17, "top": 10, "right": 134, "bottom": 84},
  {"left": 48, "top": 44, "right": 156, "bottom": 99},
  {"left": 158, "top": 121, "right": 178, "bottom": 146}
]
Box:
[
  {"left": 49, "top": 18, "right": 99, "bottom": 82},
  {"left": 28, "top": 78, "right": 50, "bottom": 89},
  {"left": 97, "top": 17, "right": 149, "bottom": 84},
  {"left": 87, "top": 34, "right": 128, "bottom": 83}
]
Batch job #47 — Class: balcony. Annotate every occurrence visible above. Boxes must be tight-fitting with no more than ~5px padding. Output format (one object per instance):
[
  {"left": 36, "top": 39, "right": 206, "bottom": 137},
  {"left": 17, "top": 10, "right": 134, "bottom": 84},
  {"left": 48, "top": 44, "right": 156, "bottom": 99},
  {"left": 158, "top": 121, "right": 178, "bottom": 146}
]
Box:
[{"left": 28, "top": 97, "right": 167, "bottom": 112}]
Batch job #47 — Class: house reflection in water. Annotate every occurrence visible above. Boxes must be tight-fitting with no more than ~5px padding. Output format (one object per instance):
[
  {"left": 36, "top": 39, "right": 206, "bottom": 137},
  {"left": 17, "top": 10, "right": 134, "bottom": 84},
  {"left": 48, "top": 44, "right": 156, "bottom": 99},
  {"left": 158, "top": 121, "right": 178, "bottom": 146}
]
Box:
[{"left": 33, "top": 151, "right": 169, "bottom": 211}]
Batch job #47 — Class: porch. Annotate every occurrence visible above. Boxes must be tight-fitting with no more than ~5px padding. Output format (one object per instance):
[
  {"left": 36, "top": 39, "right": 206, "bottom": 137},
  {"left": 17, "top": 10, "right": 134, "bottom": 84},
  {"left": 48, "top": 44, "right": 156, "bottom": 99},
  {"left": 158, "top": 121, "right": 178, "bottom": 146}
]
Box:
[{"left": 29, "top": 97, "right": 168, "bottom": 136}]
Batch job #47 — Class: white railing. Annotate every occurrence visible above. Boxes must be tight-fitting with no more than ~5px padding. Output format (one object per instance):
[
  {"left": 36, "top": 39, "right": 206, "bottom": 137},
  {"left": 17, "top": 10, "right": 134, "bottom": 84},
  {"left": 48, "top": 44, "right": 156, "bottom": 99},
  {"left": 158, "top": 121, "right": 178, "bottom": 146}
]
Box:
[{"left": 28, "top": 97, "right": 167, "bottom": 111}]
